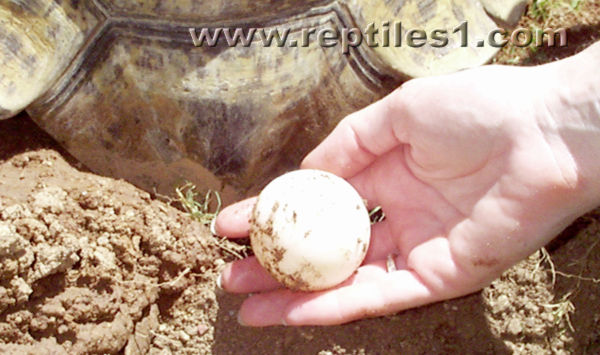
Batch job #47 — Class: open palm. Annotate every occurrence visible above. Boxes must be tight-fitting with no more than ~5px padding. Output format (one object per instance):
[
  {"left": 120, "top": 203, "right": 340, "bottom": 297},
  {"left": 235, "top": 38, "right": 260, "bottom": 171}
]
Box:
[{"left": 214, "top": 62, "right": 596, "bottom": 326}]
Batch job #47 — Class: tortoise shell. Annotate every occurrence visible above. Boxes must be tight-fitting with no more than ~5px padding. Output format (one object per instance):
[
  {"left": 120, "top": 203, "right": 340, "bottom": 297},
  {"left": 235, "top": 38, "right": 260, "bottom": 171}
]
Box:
[{"left": 0, "top": 0, "right": 526, "bottom": 203}]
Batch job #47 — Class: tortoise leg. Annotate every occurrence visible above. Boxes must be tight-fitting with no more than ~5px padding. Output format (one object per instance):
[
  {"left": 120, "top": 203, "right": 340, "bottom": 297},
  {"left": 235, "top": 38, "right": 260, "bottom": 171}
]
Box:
[{"left": 0, "top": 1, "right": 95, "bottom": 119}]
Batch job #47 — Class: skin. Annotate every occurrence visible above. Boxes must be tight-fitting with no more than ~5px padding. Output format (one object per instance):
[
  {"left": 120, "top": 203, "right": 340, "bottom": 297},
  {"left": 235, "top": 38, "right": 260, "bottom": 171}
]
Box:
[{"left": 214, "top": 41, "right": 600, "bottom": 326}]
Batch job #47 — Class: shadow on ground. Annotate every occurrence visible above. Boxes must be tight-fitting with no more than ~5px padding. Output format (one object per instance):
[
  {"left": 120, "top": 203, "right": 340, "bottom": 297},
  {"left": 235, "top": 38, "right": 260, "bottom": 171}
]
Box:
[
  {"left": 212, "top": 291, "right": 510, "bottom": 354},
  {"left": 547, "top": 209, "right": 600, "bottom": 354},
  {"left": 0, "top": 113, "right": 82, "bottom": 167}
]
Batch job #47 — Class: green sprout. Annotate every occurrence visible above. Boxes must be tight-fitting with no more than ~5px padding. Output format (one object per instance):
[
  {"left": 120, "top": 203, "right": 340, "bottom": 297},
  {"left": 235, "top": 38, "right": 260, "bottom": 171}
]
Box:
[
  {"left": 530, "top": 0, "right": 553, "bottom": 22},
  {"left": 530, "top": 0, "right": 584, "bottom": 23},
  {"left": 176, "top": 182, "right": 222, "bottom": 226}
]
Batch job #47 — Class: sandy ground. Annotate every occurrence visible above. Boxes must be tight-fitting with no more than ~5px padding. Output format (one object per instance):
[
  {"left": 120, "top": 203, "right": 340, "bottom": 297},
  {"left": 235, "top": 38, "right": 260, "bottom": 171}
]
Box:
[{"left": 1, "top": 1, "right": 599, "bottom": 354}]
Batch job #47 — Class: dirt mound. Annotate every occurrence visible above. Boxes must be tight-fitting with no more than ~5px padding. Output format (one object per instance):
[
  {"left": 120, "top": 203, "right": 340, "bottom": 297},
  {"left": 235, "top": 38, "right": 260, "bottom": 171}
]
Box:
[{"left": 0, "top": 147, "right": 223, "bottom": 354}]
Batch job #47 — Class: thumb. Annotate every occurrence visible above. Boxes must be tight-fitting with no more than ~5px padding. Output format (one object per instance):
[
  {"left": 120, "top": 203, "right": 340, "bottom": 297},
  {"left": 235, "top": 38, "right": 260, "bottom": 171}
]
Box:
[{"left": 301, "top": 87, "right": 407, "bottom": 178}]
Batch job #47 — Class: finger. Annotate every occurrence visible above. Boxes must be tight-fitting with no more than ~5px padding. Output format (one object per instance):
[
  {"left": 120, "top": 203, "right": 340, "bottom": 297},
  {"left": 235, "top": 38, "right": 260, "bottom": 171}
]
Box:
[
  {"left": 238, "top": 261, "right": 442, "bottom": 326},
  {"left": 362, "top": 220, "right": 401, "bottom": 264},
  {"left": 301, "top": 89, "right": 404, "bottom": 178},
  {"left": 220, "top": 221, "right": 397, "bottom": 294},
  {"left": 219, "top": 256, "right": 281, "bottom": 293},
  {"left": 214, "top": 197, "right": 256, "bottom": 238},
  {"left": 237, "top": 289, "right": 297, "bottom": 326}
]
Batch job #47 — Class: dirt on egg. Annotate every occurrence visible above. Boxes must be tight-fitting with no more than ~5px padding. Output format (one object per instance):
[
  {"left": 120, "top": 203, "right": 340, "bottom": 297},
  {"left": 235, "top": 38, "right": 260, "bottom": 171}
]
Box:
[{"left": 249, "top": 170, "right": 370, "bottom": 292}]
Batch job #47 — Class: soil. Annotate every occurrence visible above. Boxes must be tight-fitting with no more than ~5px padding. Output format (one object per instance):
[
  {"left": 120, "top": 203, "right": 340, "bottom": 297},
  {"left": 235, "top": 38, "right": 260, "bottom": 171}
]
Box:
[{"left": 1, "top": 1, "right": 599, "bottom": 354}]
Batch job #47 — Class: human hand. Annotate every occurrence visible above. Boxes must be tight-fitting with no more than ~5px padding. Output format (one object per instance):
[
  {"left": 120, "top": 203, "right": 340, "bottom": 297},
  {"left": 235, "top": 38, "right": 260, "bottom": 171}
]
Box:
[{"left": 214, "top": 43, "right": 600, "bottom": 326}]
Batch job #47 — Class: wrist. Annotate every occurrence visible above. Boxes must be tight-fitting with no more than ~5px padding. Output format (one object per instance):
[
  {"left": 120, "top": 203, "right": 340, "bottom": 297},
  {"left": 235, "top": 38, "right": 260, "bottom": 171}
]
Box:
[{"left": 545, "top": 42, "right": 600, "bottom": 211}]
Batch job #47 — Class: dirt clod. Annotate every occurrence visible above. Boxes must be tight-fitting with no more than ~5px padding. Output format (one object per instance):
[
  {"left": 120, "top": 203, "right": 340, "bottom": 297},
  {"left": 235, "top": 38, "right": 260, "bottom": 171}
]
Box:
[{"left": 0, "top": 144, "right": 224, "bottom": 354}]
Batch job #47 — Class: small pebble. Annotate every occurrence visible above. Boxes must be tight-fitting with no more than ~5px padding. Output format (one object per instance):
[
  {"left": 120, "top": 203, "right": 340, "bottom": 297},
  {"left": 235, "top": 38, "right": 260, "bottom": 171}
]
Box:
[
  {"left": 507, "top": 318, "right": 523, "bottom": 335},
  {"left": 493, "top": 294, "right": 511, "bottom": 314},
  {"left": 179, "top": 330, "right": 190, "bottom": 342},
  {"left": 186, "top": 325, "right": 197, "bottom": 336},
  {"left": 57, "top": 324, "right": 69, "bottom": 334},
  {"left": 198, "top": 324, "right": 209, "bottom": 336}
]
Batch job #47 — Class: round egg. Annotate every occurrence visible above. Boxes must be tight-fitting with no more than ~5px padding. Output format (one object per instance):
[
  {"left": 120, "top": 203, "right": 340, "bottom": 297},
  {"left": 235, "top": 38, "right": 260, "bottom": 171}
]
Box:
[{"left": 250, "top": 169, "right": 371, "bottom": 291}]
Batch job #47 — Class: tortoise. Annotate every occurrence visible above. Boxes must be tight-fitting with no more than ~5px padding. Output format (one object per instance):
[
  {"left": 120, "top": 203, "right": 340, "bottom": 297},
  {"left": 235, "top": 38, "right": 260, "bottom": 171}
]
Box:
[{"left": 0, "top": 0, "right": 526, "bottom": 204}]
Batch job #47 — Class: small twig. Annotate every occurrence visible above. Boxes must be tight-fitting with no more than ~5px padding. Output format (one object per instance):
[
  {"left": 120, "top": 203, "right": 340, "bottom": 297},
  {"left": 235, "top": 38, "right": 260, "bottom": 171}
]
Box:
[
  {"left": 539, "top": 247, "right": 557, "bottom": 286},
  {"left": 583, "top": 238, "right": 599, "bottom": 260},
  {"left": 156, "top": 267, "right": 191, "bottom": 287},
  {"left": 543, "top": 292, "right": 576, "bottom": 333},
  {"left": 215, "top": 237, "right": 248, "bottom": 260},
  {"left": 553, "top": 271, "right": 600, "bottom": 284},
  {"left": 152, "top": 187, "right": 176, "bottom": 205},
  {"left": 369, "top": 206, "right": 386, "bottom": 225}
]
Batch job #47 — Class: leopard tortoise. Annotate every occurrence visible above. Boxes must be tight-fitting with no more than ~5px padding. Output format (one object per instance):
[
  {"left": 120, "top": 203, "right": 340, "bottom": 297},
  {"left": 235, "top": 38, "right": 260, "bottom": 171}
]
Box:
[{"left": 0, "top": 0, "right": 526, "bottom": 203}]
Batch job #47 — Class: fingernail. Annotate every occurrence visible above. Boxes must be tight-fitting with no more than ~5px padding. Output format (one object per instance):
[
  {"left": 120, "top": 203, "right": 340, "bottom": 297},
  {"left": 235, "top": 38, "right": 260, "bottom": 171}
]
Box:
[
  {"left": 216, "top": 272, "right": 223, "bottom": 290},
  {"left": 210, "top": 218, "right": 219, "bottom": 236},
  {"left": 216, "top": 263, "right": 231, "bottom": 291},
  {"left": 237, "top": 312, "right": 247, "bottom": 326}
]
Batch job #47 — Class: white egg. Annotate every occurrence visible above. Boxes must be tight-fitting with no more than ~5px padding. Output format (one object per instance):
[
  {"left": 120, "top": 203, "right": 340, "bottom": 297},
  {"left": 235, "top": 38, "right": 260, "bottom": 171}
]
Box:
[{"left": 250, "top": 169, "right": 371, "bottom": 291}]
